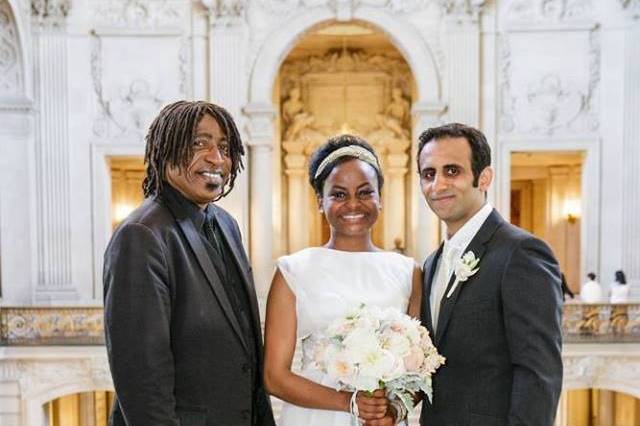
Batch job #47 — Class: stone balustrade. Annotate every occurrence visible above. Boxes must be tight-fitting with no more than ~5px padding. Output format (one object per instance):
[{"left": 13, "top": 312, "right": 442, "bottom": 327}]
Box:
[{"left": 1, "top": 303, "right": 640, "bottom": 346}]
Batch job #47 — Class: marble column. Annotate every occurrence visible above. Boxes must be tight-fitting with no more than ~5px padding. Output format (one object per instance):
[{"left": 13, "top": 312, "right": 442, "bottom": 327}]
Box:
[
  {"left": 440, "top": 0, "right": 483, "bottom": 127},
  {"left": 282, "top": 141, "right": 308, "bottom": 253},
  {"left": 204, "top": 0, "right": 249, "bottom": 237},
  {"left": 244, "top": 103, "right": 276, "bottom": 304},
  {"left": 622, "top": 22, "right": 640, "bottom": 297},
  {"left": 383, "top": 140, "right": 410, "bottom": 250},
  {"left": 411, "top": 101, "right": 447, "bottom": 261},
  {"left": 31, "top": 0, "right": 76, "bottom": 302}
]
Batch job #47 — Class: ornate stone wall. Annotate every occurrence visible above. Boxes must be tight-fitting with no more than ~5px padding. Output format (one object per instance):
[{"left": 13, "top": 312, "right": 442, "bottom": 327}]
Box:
[{"left": 0, "top": 0, "right": 23, "bottom": 98}]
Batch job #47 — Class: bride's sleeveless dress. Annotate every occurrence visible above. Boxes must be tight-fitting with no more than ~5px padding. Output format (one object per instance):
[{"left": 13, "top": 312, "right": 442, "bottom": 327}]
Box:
[{"left": 275, "top": 247, "right": 414, "bottom": 426}]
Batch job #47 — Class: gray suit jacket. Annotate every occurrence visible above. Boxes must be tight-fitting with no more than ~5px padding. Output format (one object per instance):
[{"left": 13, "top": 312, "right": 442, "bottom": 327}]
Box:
[
  {"left": 420, "top": 209, "right": 563, "bottom": 426},
  {"left": 104, "top": 187, "right": 275, "bottom": 426}
]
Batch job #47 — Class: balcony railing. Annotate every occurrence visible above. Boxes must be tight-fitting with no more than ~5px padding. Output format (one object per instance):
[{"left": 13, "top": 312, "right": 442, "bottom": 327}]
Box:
[{"left": 1, "top": 303, "right": 639, "bottom": 346}]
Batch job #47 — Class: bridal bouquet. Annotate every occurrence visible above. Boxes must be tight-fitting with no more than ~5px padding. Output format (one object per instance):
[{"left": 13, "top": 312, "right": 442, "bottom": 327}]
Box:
[{"left": 313, "top": 304, "right": 445, "bottom": 413}]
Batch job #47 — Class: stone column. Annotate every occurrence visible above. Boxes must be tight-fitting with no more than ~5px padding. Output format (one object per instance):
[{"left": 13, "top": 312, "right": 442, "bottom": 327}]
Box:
[
  {"left": 31, "top": 0, "right": 77, "bottom": 302},
  {"left": 439, "top": 0, "right": 484, "bottom": 126},
  {"left": 622, "top": 17, "right": 640, "bottom": 298},
  {"left": 203, "top": 0, "right": 249, "bottom": 237},
  {"left": 383, "top": 140, "right": 410, "bottom": 250},
  {"left": 244, "top": 103, "right": 276, "bottom": 305},
  {"left": 282, "top": 141, "right": 309, "bottom": 253},
  {"left": 411, "top": 101, "right": 447, "bottom": 261}
]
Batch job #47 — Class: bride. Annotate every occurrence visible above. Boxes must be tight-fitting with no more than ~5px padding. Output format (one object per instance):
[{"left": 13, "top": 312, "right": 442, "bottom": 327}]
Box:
[{"left": 263, "top": 135, "right": 422, "bottom": 425}]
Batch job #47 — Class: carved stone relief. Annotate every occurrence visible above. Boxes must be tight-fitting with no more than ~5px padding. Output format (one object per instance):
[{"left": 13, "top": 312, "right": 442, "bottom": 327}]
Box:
[
  {"left": 0, "top": 1, "right": 22, "bottom": 96},
  {"left": 31, "top": 0, "right": 70, "bottom": 26},
  {"left": 90, "top": 32, "right": 189, "bottom": 140},
  {"left": 437, "top": 0, "right": 486, "bottom": 18},
  {"left": 564, "top": 353, "right": 640, "bottom": 397},
  {"left": 499, "top": 28, "right": 600, "bottom": 136},
  {"left": 18, "top": 358, "right": 113, "bottom": 398},
  {"left": 91, "top": 0, "right": 184, "bottom": 29},
  {"left": 279, "top": 48, "right": 413, "bottom": 146},
  {"left": 0, "top": 307, "right": 104, "bottom": 345},
  {"left": 504, "top": 0, "right": 593, "bottom": 24},
  {"left": 203, "top": 0, "right": 245, "bottom": 26},
  {"left": 619, "top": 0, "right": 640, "bottom": 19},
  {"left": 252, "top": 0, "right": 434, "bottom": 16}
]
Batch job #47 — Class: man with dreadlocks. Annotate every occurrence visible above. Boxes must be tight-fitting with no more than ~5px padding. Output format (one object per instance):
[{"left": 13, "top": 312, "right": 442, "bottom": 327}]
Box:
[{"left": 103, "top": 101, "right": 275, "bottom": 426}]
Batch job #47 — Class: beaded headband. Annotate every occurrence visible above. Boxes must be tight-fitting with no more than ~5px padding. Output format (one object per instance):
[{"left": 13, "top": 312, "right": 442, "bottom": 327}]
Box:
[{"left": 314, "top": 145, "right": 381, "bottom": 179}]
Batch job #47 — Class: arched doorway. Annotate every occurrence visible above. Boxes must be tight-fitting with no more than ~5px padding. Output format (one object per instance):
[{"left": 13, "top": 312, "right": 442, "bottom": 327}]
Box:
[
  {"left": 245, "top": 7, "right": 446, "bottom": 280},
  {"left": 274, "top": 20, "right": 415, "bottom": 253},
  {"left": 45, "top": 391, "right": 115, "bottom": 426}
]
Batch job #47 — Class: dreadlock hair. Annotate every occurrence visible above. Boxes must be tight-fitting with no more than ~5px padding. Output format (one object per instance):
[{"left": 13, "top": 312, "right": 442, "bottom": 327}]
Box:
[
  {"left": 142, "top": 100, "right": 244, "bottom": 199},
  {"left": 308, "top": 134, "right": 384, "bottom": 197}
]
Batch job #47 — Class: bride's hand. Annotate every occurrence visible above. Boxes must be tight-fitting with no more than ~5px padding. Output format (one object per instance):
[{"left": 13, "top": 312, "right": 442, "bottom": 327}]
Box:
[{"left": 355, "top": 389, "right": 389, "bottom": 421}]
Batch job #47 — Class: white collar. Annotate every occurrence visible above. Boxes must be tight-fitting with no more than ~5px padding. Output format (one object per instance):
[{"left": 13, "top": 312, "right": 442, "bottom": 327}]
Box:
[{"left": 444, "top": 202, "right": 493, "bottom": 257}]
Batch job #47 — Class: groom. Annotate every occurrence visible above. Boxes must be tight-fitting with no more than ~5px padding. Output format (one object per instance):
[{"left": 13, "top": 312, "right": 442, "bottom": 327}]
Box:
[{"left": 417, "top": 123, "right": 563, "bottom": 426}]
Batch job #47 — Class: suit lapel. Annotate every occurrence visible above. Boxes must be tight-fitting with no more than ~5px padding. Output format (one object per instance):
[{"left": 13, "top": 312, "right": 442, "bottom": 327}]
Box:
[
  {"left": 165, "top": 201, "right": 249, "bottom": 354},
  {"left": 422, "top": 244, "right": 443, "bottom": 339},
  {"left": 213, "top": 209, "right": 264, "bottom": 345},
  {"left": 434, "top": 210, "right": 503, "bottom": 346}
]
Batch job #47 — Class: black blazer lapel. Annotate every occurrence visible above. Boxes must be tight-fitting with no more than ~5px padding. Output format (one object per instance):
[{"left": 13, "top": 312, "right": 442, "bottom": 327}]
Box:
[
  {"left": 422, "top": 244, "right": 443, "bottom": 339},
  {"left": 166, "top": 203, "right": 249, "bottom": 353},
  {"left": 435, "top": 209, "right": 503, "bottom": 345},
  {"left": 214, "top": 210, "right": 264, "bottom": 346}
]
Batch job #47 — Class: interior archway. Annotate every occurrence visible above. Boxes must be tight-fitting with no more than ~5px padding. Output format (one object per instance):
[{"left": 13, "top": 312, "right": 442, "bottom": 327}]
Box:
[{"left": 273, "top": 20, "right": 417, "bottom": 254}]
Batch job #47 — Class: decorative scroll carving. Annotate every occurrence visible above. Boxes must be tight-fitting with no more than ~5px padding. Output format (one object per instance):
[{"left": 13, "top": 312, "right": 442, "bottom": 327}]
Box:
[
  {"left": 31, "top": 0, "right": 70, "bottom": 25},
  {"left": 498, "top": 28, "right": 600, "bottom": 135},
  {"left": 203, "top": 0, "right": 246, "bottom": 26},
  {"left": 0, "top": 1, "right": 22, "bottom": 96},
  {"left": 252, "top": 0, "right": 433, "bottom": 15},
  {"left": 18, "top": 358, "right": 113, "bottom": 397},
  {"left": 91, "top": 0, "right": 184, "bottom": 29},
  {"left": 619, "top": 0, "right": 640, "bottom": 20},
  {"left": 504, "top": 0, "right": 593, "bottom": 24},
  {"left": 438, "top": 0, "right": 486, "bottom": 18},
  {"left": 0, "top": 307, "right": 104, "bottom": 345},
  {"left": 90, "top": 33, "right": 165, "bottom": 140},
  {"left": 498, "top": 34, "right": 515, "bottom": 132}
]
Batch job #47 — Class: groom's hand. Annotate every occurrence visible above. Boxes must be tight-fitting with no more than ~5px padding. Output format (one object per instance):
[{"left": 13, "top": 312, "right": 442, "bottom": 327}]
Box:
[{"left": 356, "top": 389, "right": 388, "bottom": 421}]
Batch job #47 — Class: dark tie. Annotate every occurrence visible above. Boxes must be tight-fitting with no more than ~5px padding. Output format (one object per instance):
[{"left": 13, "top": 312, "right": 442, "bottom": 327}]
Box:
[{"left": 202, "top": 215, "right": 229, "bottom": 282}]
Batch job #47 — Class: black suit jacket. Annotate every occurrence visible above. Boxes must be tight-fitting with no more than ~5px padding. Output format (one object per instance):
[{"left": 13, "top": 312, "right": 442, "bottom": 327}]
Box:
[
  {"left": 420, "top": 209, "right": 563, "bottom": 426},
  {"left": 104, "top": 187, "right": 275, "bottom": 426}
]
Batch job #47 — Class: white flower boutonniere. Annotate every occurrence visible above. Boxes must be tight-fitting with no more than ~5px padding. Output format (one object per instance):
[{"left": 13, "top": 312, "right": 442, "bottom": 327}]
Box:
[{"left": 446, "top": 251, "right": 480, "bottom": 298}]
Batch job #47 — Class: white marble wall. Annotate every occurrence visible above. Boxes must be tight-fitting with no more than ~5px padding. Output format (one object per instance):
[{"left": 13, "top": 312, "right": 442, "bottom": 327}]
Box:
[
  {"left": 0, "top": 0, "right": 638, "bottom": 301},
  {"left": 2, "top": 344, "right": 640, "bottom": 426}
]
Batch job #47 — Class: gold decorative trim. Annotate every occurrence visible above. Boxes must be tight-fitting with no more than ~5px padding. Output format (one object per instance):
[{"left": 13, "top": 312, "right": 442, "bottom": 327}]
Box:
[
  {"left": 563, "top": 303, "right": 640, "bottom": 343},
  {"left": 0, "top": 306, "right": 104, "bottom": 346},
  {"left": 1, "top": 303, "right": 639, "bottom": 345}
]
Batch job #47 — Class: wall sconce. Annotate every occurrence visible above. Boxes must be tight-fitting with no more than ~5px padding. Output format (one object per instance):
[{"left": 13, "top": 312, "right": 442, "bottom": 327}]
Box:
[{"left": 563, "top": 199, "right": 581, "bottom": 224}]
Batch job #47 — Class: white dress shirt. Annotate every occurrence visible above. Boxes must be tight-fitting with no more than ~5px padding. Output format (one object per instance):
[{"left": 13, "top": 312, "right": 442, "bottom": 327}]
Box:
[{"left": 430, "top": 203, "right": 494, "bottom": 331}]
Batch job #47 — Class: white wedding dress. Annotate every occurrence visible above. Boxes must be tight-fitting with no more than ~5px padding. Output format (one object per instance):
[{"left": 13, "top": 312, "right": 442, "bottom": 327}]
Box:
[{"left": 275, "top": 247, "right": 414, "bottom": 426}]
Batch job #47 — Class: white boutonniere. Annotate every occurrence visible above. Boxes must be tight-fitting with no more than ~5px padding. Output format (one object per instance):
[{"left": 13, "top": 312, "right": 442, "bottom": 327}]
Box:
[{"left": 446, "top": 251, "right": 480, "bottom": 298}]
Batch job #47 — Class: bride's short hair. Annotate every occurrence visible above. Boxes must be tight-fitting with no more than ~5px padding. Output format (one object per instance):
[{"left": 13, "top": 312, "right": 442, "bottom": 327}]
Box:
[{"left": 308, "top": 134, "right": 384, "bottom": 196}]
